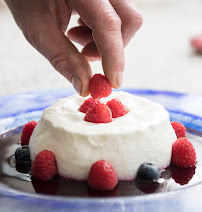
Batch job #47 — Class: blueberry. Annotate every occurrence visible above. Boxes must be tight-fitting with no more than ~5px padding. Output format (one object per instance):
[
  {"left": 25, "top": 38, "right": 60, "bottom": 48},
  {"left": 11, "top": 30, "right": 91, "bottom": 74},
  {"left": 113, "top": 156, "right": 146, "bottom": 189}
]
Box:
[
  {"left": 15, "top": 146, "right": 31, "bottom": 163},
  {"left": 136, "top": 163, "right": 161, "bottom": 182},
  {"left": 16, "top": 162, "right": 31, "bottom": 174}
]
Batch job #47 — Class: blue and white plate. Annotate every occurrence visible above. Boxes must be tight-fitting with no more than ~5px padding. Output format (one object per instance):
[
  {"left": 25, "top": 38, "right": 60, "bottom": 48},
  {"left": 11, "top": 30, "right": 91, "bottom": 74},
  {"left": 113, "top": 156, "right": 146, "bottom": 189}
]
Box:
[{"left": 0, "top": 88, "right": 202, "bottom": 212}]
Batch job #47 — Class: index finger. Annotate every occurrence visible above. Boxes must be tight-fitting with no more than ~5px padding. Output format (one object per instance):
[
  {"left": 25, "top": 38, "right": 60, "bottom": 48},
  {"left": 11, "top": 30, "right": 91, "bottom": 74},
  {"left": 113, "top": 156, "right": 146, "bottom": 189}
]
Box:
[{"left": 67, "top": 0, "right": 124, "bottom": 88}]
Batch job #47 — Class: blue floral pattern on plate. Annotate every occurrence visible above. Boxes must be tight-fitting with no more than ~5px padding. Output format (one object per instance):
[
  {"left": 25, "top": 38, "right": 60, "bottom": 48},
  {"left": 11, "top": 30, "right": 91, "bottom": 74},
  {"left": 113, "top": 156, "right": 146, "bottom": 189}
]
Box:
[{"left": 0, "top": 88, "right": 202, "bottom": 212}]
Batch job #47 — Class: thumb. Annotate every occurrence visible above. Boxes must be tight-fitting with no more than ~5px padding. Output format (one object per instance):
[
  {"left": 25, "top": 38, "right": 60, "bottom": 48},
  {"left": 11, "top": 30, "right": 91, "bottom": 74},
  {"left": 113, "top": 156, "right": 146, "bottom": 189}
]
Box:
[{"left": 25, "top": 20, "right": 92, "bottom": 97}]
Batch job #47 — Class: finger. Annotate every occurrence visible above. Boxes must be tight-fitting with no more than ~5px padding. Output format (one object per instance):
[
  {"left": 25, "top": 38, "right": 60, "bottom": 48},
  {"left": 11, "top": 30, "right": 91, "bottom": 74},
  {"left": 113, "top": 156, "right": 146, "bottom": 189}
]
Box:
[
  {"left": 46, "top": 29, "right": 92, "bottom": 97},
  {"left": 67, "top": 26, "right": 93, "bottom": 46},
  {"left": 57, "top": 0, "right": 72, "bottom": 33},
  {"left": 48, "top": 31, "right": 92, "bottom": 97},
  {"left": 82, "top": 41, "right": 101, "bottom": 62},
  {"left": 68, "top": 0, "right": 125, "bottom": 89},
  {"left": 109, "top": 0, "right": 143, "bottom": 47},
  {"left": 72, "top": 9, "right": 77, "bottom": 15},
  {"left": 78, "top": 18, "right": 87, "bottom": 26},
  {"left": 80, "top": 0, "right": 143, "bottom": 60}
]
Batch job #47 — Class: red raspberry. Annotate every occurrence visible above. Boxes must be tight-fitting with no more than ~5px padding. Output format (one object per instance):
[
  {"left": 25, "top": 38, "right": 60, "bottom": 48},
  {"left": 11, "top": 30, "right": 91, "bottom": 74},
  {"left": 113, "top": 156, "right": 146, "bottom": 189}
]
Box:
[
  {"left": 88, "top": 186, "right": 117, "bottom": 197},
  {"left": 190, "top": 34, "right": 202, "bottom": 54},
  {"left": 171, "top": 138, "right": 196, "bottom": 167},
  {"left": 107, "top": 98, "right": 128, "bottom": 118},
  {"left": 78, "top": 97, "right": 100, "bottom": 113},
  {"left": 31, "top": 150, "right": 57, "bottom": 181},
  {"left": 171, "top": 121, "right": 186, "bottom": 138},
  {"left": 90, "top": 74, "right": 112, "bottom": 99},
  {"left": 170, "top": 165, "right": 196, "bottom": 185},
  {"left": 88, "top": 160, "right": 118, "bottom": 191},
  {"left": 21, "top": 121, "right": 37, "bottom": 146},
  {"left": 84, "top": 103, "right": 112, "bottom": 123},
  {"left": 32, "top": 178, "right": 59, "bottom": 195}
]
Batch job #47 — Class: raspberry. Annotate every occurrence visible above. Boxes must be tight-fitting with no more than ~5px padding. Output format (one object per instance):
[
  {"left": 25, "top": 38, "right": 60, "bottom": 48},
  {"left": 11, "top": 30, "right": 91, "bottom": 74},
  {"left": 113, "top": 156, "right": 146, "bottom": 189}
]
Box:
[
  {"left": 88, "top": 186, "right": 117, "bottom": 197},
  {"left": 90, "top": 74, "right": 112, "bottom": 99},
  {"left": 190, "top": 34, "right": 202, "bottom": 54},
  {"left": 31, "top": 150, "right": 57, "bottom": 181},
  {"left": 88, "top": 160, "right": 118, "bottom": 191},
  {"left": 170, "top": 165, "right": 196, "bottom": 185},
  {"left": 84, "top": 103, "right": 112, "bottom": 123},
  {"left": 78, "top": 97, "right": 99, "bottom": 113},
  {"left": 171, "top": 138, "right": 196, "bottom": 167},
  {"left": 107, "top": 98, "right": 128, "bottom": 118},
  {"left": 21, "top": 121, "right": 37, "bottom": 146},
  {"left": 171, "top": 121, "right": 186, "bottom": 138},
  {"left": 32, "top": 178, "right": 59, "bottom": 195}
]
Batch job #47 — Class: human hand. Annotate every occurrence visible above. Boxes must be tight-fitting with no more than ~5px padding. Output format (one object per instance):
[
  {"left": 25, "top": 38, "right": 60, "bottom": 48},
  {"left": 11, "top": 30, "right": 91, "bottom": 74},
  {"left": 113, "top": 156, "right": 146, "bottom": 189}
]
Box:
[{"left": 5, "top": 0, "right": 143, "bottom": 96}]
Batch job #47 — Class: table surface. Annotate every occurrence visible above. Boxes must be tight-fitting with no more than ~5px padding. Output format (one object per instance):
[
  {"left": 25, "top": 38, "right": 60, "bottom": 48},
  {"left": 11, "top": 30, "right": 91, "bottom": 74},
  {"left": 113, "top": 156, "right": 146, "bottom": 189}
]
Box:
[{"left": 0, "top": 0, "right": 202, "bottom": 96}]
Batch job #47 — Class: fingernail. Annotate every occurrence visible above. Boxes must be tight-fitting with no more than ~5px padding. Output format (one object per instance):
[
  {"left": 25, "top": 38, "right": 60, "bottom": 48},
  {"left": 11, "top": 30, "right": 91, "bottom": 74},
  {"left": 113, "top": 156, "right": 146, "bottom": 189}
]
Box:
[
  {"left": 72, "top": 75, "right": 81, "bottom": 96},
  {"left": 116, "top": 73, "right": 123, "bottom": 87}
]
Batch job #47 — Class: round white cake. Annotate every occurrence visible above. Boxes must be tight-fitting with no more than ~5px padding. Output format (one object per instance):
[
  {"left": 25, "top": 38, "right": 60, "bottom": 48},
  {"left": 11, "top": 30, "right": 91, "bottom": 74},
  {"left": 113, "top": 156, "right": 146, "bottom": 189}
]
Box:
[{"left": 29, "top": 91, "right": 177, "bottom": 181}]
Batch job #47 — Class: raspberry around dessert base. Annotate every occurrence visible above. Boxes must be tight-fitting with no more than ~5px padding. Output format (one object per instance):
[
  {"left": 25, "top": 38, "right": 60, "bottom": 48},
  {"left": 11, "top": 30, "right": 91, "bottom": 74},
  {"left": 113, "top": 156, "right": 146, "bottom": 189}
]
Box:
[{"left": 0, "top": 128, "right": 201, "bottom": 197}]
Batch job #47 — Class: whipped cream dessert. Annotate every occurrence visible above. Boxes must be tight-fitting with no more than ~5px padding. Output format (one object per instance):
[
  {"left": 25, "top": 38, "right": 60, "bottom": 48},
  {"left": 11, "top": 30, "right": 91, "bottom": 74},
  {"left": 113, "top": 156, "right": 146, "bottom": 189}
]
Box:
[{"left": 29, "top": 91, "right": 177, "bottom": 181}]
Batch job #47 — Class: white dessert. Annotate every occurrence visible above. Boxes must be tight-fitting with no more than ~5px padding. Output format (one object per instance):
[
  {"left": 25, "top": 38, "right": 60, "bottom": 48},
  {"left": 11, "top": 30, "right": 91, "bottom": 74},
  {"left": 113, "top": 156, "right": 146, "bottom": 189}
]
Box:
[{"left": 29, "top": 91, "right": 177, "bottom": 181}]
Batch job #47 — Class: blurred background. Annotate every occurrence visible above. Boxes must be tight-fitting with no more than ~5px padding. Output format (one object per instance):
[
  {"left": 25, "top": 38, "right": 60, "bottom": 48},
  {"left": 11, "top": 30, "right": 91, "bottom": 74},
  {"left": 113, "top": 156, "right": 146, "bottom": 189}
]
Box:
[{"left": 0, "top": 0, "right": 202, "bottom": 96}]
